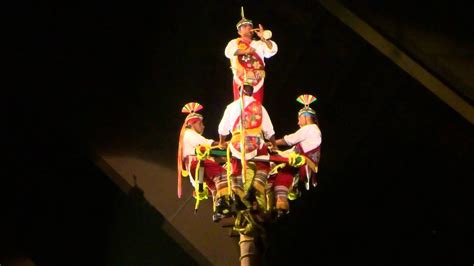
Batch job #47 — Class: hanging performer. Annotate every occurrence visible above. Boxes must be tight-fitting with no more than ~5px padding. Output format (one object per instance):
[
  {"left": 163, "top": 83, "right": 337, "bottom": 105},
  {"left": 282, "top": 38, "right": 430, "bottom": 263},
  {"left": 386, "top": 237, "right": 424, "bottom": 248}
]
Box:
[
  {"left": 177, "top": 102, "right": 231, "bottom": 222},
  {"left": 269, "top": 94, "right": 322, "bottom": 218},
  {"left": 225, "top": 6, "right": 278, "bottom": 104}
]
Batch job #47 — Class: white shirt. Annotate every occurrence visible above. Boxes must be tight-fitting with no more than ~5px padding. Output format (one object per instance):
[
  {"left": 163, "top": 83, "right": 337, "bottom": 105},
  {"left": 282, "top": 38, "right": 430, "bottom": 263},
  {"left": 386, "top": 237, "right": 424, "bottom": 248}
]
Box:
[
  {"left": 218, "top": 95, "right": 275, "bottom": 140},
  {"left": 182, "top": 129, "right": 214, "bottom": 159},
  {"left": 224, "top": 38, "right": 278, "bottom": 62},
  {"left": 283, "top": 124, "right": 322, "bottom": 153}
]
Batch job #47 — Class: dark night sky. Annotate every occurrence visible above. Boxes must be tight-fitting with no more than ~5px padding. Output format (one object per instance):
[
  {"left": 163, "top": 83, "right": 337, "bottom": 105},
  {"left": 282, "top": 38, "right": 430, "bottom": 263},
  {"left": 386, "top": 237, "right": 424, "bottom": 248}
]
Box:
[{"left": 5, "top": 0, "right": 474, "bottom": 265}]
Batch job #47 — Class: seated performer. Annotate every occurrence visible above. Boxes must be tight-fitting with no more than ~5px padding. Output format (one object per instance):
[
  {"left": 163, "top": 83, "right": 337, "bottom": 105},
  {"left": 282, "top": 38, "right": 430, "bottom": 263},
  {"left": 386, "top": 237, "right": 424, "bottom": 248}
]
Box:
[
  {"left": 177, "top": 102, "right": 231, "bottom": 222},
  {"left": 269, "top": 94, "right": 322, "bottom": 218},
  {"left": 218, "top": 83, "right": 277, "bottom": 210}
]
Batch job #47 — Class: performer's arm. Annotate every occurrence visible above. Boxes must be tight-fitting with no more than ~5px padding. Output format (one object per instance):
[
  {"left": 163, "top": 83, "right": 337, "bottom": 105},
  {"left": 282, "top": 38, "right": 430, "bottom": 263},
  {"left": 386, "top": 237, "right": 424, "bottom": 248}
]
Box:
[
  {"left": 261, "top": 39, "right": 273, "bottom": 50},
  {"left": 218, "top": 106, "right": 231, "bottom": 133},
  {"left": 256, "top": 24, "right": 273, "bottom": 49},
  {"left": 217, "top": 107, "right": 230, "bottom": 150},
  {"left": 189, "top": 131, "right": 214, "bottom": 148},
  {"left": 218, "top": 135, "right": 228, "bottom": 149},
  {"left": 225, "top": 40, "right": 238, "bottom": 59},
  {"left": 282, "top": 128, "right": 304, "bottom": 146},
  {"left": 267, "top": 135, "right": 278, "bottom": 152},
  {"left": 275, "top": 138, "right": 288, "bottom": 147},
  {"left": 261, "top": 107, "right": 275, "bottom": 140},
  {"left": 256, "top": 24, "right": 277, "bottom": 56}
]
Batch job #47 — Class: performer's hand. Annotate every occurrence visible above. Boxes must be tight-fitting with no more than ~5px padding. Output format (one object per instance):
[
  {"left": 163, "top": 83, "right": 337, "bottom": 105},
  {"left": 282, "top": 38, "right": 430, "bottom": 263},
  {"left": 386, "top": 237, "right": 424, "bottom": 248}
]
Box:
[
  {"left": 266, "top": 142, "right": 279, "bottom": 153},
  {"left": 246, "top": 47, "right": 256, "bottom": 54},
  {"left": 214, "top": 156, "right": 226, "bottom": 164},
  {"left": 218, "top": 142, "right": 228, "bottom": 150},
  {"left": 256, "top": 24, "right": 265, "bottom": 39},
  {"left": 269, "top": 148, "right": 279, "bottom": 155}
]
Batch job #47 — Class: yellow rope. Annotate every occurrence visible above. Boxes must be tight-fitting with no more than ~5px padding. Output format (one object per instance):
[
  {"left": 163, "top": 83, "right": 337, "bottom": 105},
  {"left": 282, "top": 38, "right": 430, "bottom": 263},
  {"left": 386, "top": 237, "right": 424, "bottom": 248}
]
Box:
[
  {"left": 193, "top": 158, "right": 208, "bottom": 211},
  {"left": 269, "top": 163, "right": 287, "bottom": 175},
  {"left": 239, "top": 91, "right": 247, "bottom": 185},
  {"left": 226, "top": 144, "right": 232, "bottom": 196},
  {"left": 193, "top": 144, "right": 221, "bottom": 211},
  {"left": 288, "top": 152, "right": 306, "bottom": 168},
  {"left": 233, "top": 210, "right": 265, "bottom": 236}
]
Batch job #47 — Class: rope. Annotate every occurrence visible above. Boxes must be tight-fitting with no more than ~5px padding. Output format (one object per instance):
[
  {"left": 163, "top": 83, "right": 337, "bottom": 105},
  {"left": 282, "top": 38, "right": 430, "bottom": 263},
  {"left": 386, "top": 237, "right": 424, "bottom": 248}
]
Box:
[
  {"left": 233, "top": 210, "right": 265, "bottom": 236},
  {"left": 192, "top": 144, "right": 221, "bottom": 211},
  {"left": 288, "top": 152, "right": 306, "bottom": 168}
]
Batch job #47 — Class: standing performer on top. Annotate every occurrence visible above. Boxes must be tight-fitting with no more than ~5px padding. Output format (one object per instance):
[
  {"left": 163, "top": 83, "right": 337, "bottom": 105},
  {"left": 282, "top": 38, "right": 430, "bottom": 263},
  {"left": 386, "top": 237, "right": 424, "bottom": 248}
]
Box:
[{"left": 225, "top": 6, "right": 278, "bottom": 104}]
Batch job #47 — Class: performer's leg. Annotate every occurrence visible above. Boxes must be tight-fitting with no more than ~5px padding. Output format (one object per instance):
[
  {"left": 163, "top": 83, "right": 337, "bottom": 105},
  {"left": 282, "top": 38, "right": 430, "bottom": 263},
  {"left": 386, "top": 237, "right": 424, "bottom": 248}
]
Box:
[
  {"left": 274, "top": 167, "right": 294, "bottom": 217},
  {"left": 203, "top": 160, "right": 225, "bottom": 196},
  {"left": 213, "top": 173, "right": 232, "bottom": 216},
  {"left": 246, "top": 161, "right": 269, "bottom": 211},
  {"left": 252, "top": 169, "right": 267, "bottom": 195},
  {"left": 213, "top": 173, "right": 229, "bottom": 199},
  {"left": 230, "top": 158, "right": 246, "bottom": 198},
  {"left": 266, "top": 174, "right": 276, "bottom": 213}
]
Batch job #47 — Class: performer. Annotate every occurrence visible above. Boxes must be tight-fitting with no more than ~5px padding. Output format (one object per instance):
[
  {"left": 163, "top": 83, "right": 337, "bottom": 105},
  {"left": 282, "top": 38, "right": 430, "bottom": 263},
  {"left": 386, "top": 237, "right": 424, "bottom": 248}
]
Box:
[
  {"left": 218, "top": 83, "right": 277, "bottom": 209},
  {"left": 225, "top": 6, "right": 278, "bottom": 104},
  {"left": 269, "top": 94, "right": 322, "bottom": 218},
  {"left": 177, "top": 102, "right": 231, "bottom": 221}
]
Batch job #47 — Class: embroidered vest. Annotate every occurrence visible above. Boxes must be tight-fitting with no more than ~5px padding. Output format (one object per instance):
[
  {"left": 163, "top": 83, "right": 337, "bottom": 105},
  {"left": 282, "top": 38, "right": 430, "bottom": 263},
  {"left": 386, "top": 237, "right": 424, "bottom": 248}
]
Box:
[
  {"left": 232, "top": 38, "right": 266, "bottom": 87},
  {"left": 230, "top": 100, "right": 263, "bottom": 160}
]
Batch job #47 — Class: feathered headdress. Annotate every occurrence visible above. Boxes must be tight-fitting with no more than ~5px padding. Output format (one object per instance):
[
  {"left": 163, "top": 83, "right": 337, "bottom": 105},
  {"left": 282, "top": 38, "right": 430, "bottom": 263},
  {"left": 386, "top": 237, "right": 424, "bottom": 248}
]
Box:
[
  {"left": 297, "top": 94, "right": 317, "bottom": 117},
  {"left": 236, "top": 6, "right": 253, "bottom": 30},
  {"left": 177, "top": 102, "right": 204, "bottom": 198}
]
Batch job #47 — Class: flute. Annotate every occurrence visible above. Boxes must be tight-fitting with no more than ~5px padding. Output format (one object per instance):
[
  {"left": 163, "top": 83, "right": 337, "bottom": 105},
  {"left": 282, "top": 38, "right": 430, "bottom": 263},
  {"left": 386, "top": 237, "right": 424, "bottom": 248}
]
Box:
[{"left": 250, "top": 29, "right": 273, "bottom": 40}]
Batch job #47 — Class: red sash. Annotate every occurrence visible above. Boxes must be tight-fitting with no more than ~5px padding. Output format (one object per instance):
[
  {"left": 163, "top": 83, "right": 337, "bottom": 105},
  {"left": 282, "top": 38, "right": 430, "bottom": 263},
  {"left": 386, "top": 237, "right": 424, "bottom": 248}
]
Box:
[{"left": 295, "top": 144, "right": 321, "bottom": 165}]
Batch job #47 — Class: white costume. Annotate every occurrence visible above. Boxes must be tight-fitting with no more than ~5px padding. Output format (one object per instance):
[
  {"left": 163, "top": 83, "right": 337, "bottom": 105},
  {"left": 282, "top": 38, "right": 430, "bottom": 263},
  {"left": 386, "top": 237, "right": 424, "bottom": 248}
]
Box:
[
  {"left": 182, "top": 129, "right": 214, "bottom": 159},
  {"left": 218, "top": 95, "right": 275, "bottom": 160},
  {"left": 283, "top": 124, "right": 322, "bottom": 153},
  {"left": 218, "top": 95, "right": 275, "bottom": 140}
]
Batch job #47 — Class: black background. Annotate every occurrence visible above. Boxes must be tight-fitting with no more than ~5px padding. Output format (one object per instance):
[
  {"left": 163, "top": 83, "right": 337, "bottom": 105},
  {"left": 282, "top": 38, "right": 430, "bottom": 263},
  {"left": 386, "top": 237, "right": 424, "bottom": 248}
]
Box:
[{"left": 4, "top": 0, "right": 473, "bottom": 265}]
